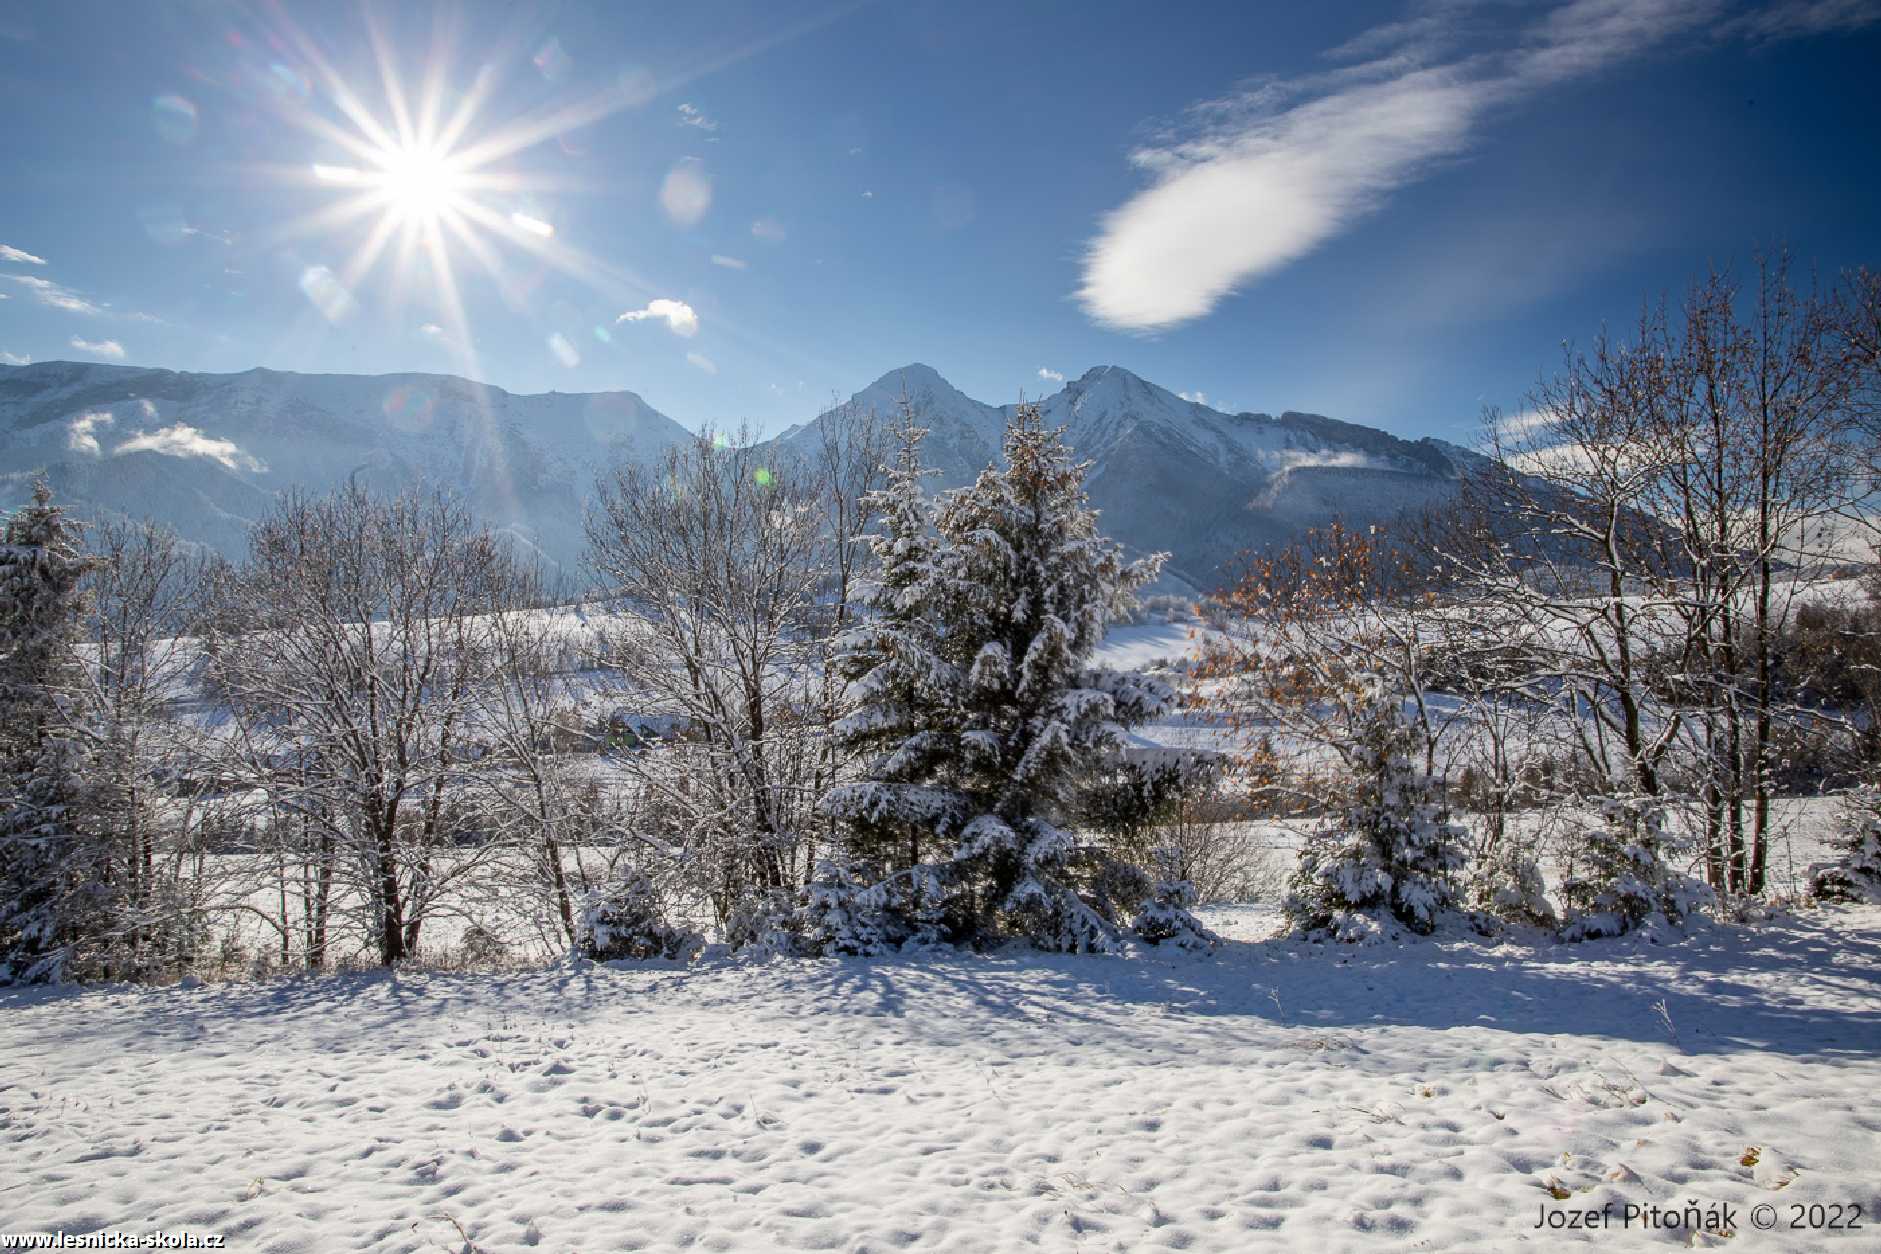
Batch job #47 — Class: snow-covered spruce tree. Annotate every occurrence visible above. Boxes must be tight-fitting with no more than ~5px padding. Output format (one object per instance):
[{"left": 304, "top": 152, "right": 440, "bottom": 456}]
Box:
[
  {"left": 1806, "top": 785, "right": 1881, "bottom": 903},
  {"left": 0, "top": 482, "right": 99, "bottom": 983},
  {"left": 1283, "top": 695, "right": 1468, "bottom": 942},
  {"left": 574, "top": 866, "right": 704, "bottom": 962},
  {"left": 1559, "top": 797, "right": 1713, "bottom": 941},
  {"left": 821, "top": 404, "right": 1197, "bottom": 952}
]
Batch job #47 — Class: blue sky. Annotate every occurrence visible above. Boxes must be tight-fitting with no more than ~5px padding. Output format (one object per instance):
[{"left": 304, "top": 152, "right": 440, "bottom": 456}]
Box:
[{"left": 1, "top": 0, "right": 1878, "bottom": 441}]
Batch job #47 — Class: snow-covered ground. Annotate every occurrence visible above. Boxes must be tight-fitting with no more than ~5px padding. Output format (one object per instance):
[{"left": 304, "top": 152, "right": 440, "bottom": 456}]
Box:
[{"left": 4, "top": 905, "right": 1878, "bottom": 1251}]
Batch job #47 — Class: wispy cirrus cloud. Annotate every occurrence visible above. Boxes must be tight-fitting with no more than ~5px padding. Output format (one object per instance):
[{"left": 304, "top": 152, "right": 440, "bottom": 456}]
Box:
[
  {"left": 70, "top": 336, "right": 125, "bottom": 360},
  {"left": 677, "top": 102, "right": 719, "bottom": 132},
  {"left": 5, "top": 273, "right": 103, "bottom": 315},
  {"left": 617, "top": 298, "right": 700, "bottom": 337},
  {"left": 0, "top": 244, "right": 46, "bottom": 265},
  {"left": 686, "top": 351, "right": 718, "bottom": 375},
  {"left": 114, "top": 423, "right": 265, "bottom": 472},
  {"left": 1076, "top": 0, "right": 1853, "bottom": 333},
  {"left": 710, "top": 254, "right": 748, "bottom": 270}
]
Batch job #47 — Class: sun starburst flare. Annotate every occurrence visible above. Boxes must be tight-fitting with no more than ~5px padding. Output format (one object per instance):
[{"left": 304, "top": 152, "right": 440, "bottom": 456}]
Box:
[{"left": 253, "top": 8, "right": 663, "bottom": 382}]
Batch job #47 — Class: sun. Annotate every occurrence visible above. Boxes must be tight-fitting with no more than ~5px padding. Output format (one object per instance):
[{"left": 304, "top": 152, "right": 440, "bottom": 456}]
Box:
[
  {"left": 261, "top": 9, "right": 660, "bottom": 380},
  {"left": 371, "top": 142, "right": 468, "bottom": 225}
]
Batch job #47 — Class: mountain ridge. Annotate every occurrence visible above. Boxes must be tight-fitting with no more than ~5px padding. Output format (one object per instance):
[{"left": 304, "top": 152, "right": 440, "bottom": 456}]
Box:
[{"left": 0, "top": 358, "right": 1477, "bottom": 587}]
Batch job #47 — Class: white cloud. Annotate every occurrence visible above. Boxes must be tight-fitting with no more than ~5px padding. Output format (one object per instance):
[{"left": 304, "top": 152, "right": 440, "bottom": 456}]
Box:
[
  {"left": 1493, "top": 409, "right": 1558, "bottom": 440},
  {"left": 750, "top": 217, "right": 786, "bottom": 242},
  {"left": 1270, "top": 448, "right": 1389, "bottom": 473},
  {"left": 509, "top": 212, "right": 555, "bottom": 238},
  {"left": 711, "top": 254, "right": 748, "bottom": 270},
  {"left": 67, "top": 410, "right": 114, "bottom": 455},
  {"left": 617, "top": 298, "right": 700, "bottom": 338},
  {"left": 5, "top": 273, "right": 102, "bottom": 315},
  {"left": 861, "top": 190, "right": 874, "bottom": 199},
  {"left": 1721, "top": 0, "right": 1881, "bottom": 41},
  {"left": 547, "top": 332, "right": 580, "bottom": 367},
  {"left": 419, "top": 322, "right": 445, "bottom": 338},
  {"left": 686, "top": 351, "right": 719, "bottom": 375},
  {"left": 1178, "top": 390, "right": 1208, "bottom": 405},
  {"left": 1077, "top": 0, "right": 1731, "bottom": 331},
  {"left": 1038, "top": 367, "right": 1065, "bottom": 383},
  {"left": 114, "top": 423, "right": 265, "bottom": 472},
  {"left": 660, "top": 159, "right": 712, "bottom": 227},
  {"left": 70, "top": 336, "right": 125, "bottom": 360},
  {"left": 0, "top": 244, "right": 46, "bottom": 265},
  {"left": 1, "top": 350, "right": 27, "bottom": 366},
  {"left": 677, "top": 102, "right": 719, "bottom": 132}
]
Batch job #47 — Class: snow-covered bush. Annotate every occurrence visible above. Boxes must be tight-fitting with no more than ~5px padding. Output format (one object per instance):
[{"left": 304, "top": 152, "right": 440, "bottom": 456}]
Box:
[
  {"left": 1469, "top": 839, "right": 1557, "bottom": 929},
  {"left": 1131, "top": 850, "right": 1219, "bottom": 949},
  {"left": 574, "top": 869, "right": 703, "bottom": 963},
  {"left": 1559, "top": 798, "right": 1713, "bottom": 941},
  {"left": 1807, "top": 786, "right": 1881, "bottom": 903},
  {"left": 1283, "top": 699, "right": 1467, "bottom": 941},
  {"left": 797, "top": 859, "right": 948, "bottom": 956},
  {"left": 721, "top": 888, "right": 805, "bottom": 958}
]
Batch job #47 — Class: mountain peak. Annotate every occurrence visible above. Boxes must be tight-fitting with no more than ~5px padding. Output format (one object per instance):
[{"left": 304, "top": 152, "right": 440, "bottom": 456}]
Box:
[{"left": 867, "top": 362, "right": 951, "bottom": 391}]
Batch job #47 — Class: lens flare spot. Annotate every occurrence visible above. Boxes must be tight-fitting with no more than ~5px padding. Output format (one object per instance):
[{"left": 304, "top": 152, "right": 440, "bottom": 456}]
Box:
[
  {"left": 659, "top": 159, "right": 712, "bottom": 227},
  {"left": 298, "top": 265, "right": 356, "bottom": 322},
  {"left": 547, "top": 332, "right": 579, "bottom": 367},
  {"left": 267, "top": 63, "right": 311, "bottom": 100},
  {"left": 753, "top": 467, "right": 774, "bottom": 486},
  {"left": 533, "top": 37, "right": 571, "bottom": 82},
  {"left": 381, "top": 384, "right": 438, "bottom": 433},
  {"left": 153, "top": 94, "right": 199, "bottom": 145},
  {"left": 592, "top": 326, "right": 612, "bottom": 344},
  {"left": 510, "top": 212, "right": 554, "bottom": 238}
]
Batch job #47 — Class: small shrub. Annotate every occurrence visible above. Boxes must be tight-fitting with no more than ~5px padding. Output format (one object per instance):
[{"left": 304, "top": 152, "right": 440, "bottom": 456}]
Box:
[
  {"left": 1469, "top": 838, "right": 1557, "bottom": 929},
  {"left": 1560, "top": 798, "right": 1713, "bottom": 941},
  {"left": 575, "top": 869, "right": 703, "bottom": 962},
  {"left": 1284, "top": 701, "right": 1467, "bottom": 940},
  {"left": 796, "top": 859, "right": 948, "bottom": 956},
  {"left": 1131, "top": 850, "right": 1218, "bottom": 949},
  {"left": 1807, "top": 786, "right": 1881, "bottom": 903}
]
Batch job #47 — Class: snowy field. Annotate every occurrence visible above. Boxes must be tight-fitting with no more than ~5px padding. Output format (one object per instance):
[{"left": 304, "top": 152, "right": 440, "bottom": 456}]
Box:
[{"left": 3, "top": 905, "right": 1878, "bottom": 1251}]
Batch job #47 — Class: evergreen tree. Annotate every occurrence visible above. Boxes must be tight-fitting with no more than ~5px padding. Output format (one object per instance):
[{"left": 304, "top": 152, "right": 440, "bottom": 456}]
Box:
[
  {"left": 1560, "top": 797, "right": 1713, "bottom": 941},
  {"left": 1807, "top": 786, "right": 1881, "bottom": 903},
  {"left": 822, "top": 404, "right": 1193, "bottom": 951},
  {"left": 1284, "top": 696, "right": 1468, "bottom": 941},
  {"left": 0, "top": 482, "right": 97, "bottom": 983}
]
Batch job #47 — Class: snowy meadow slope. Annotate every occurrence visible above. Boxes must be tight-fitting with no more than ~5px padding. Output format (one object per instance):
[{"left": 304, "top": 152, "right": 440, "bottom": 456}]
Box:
[{"left": 3, "top": 905, "right": 1877, "bottom": 1252}]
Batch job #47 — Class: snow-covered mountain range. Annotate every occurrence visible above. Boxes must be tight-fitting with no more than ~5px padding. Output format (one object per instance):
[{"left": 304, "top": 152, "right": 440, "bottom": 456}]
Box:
[
  {"left": 781, "top": 363, "right": 1480, "bottom": 589},
  {"left": 0, "top": 359, "right": 1478, "bottom": 588}
]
